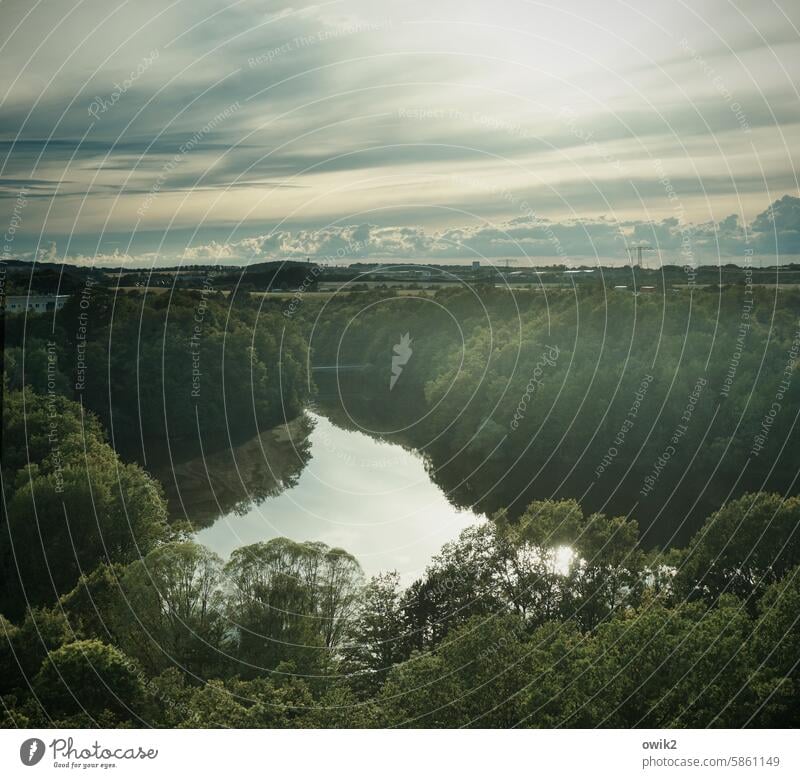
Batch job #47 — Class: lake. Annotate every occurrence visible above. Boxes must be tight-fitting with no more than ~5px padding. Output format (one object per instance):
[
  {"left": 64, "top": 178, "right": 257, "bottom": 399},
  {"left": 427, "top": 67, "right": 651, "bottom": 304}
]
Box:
[{"left": 194, "top": 412, "right": 482, "bottom": 581}]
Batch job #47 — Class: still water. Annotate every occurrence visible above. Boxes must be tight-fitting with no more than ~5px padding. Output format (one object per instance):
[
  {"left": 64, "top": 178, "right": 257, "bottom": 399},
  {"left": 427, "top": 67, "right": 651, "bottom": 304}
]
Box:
[{"left": 196, "top": 412, "right": 481, "bottom": 580}]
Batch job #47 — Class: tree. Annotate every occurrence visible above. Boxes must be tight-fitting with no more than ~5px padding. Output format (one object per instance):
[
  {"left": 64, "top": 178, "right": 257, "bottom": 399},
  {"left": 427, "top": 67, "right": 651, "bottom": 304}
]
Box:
[
  {"left": 341, "top": 571, "right": 407, "bottom": 694},
  {"left": 399, "top": 500, "right": 645, "bottom": 647},
  {"left": 749, "top": 566, "right": 800, "bottom": 726},
  {"left": 114, "top": 542, "right": 228, "bottom": 678},
  {"left": 3, "top": 340, "right": 71, "bottom": 395},
  {"left": 675, "top": 493, "right": 800, "bottom": 603},
  {"left": 399, "top": 524, "right": 510, "bottom": 652},
  {"left": 51, "top": 289, "right": 311, "bottom": 463},
  {"left": 316, "top": 547, "right": 363, "bottom": 649},
  {"left": 435, "top": 613, "right": 531, "bottom": 727},
  {"left": 557, "top": 597, "right": 757, "bottom": 728},
  {"left": 0, "top": 607, "right": 70, "bottom": 695},
  {"left": 33, "top": 639, "right": 148, "bottom": 723},
  {"left": 378, "top": 652, "right": 463, "bottom": 728},
  {"left": 509, "top": 501, "right": 646, "bottom": 630},
  {"left": 59, "top": 563, "right": 126, "bottom": 642},
  {"left": 2, "top": 459, "right": 168, "bottom": 611},
  {"left": 223, "top": 538, "right": 363, "bottom": 675},
  {"left": 179, "top": 676, "right": 314, "bottom": 728},
  {"left": 0, "top": 390, "right": 168, "bottom": 614}
]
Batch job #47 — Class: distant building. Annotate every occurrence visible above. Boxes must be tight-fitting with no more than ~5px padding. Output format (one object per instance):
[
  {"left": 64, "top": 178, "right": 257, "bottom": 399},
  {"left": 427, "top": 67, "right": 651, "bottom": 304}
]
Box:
[{"left": 5, "top": 294, "right": 70, "bottom": 313}]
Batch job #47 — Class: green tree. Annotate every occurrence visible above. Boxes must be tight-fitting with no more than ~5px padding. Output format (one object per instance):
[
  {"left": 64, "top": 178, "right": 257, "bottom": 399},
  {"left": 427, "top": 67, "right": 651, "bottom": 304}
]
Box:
[
  {"left": 0, "top": 607, "right": 70, "bottom": 695},
  {"left": 558, "top": 598, "right": 757, "bottom": 728},
  {"left": 341, "top": 571, "right": 407, "bottom": 694},
  {"left": 749, "top": 566, "right": 800, "bottom": 726},
  {"left": 675, "top": 493, "right": 800, "bottom": 602},
  {"left": 504, "top": 500, "right": 646, "bottom": 630},
  {"left": 224, "top": 538, "right": 363, "bottom": 675},
  {"left": 1, "top": 390, "right": 168, "bottom": 614},
  {"left": 113, "top": 542, "right": 228, "bottom": 678},
  {"left": 378, "top": 652, "right": 463, "bottom": 728},
  {"left": 33, "top": 639, "right": 148, "bottom": 723}
]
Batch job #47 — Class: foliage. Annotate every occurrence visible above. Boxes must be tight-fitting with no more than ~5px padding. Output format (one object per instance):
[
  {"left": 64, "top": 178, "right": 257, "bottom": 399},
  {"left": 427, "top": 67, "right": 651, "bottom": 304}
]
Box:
[
  {"left": 1, "top": 493, "right": 798, "bottom": 727},
  {"left": 0, "top": 389, "right": 169, "bottom": 615},
  {"left": 32, "top": 639, "right": 148, "bottom": 723},
  {"left": 2, "top": 286, "right": 799, "bottom": 727},
  {"left": 674, "top": 493, "right": 800, "bottom": 603},
  {"left": 4, "top": 289, "right": 310, "bottom": 463},
  {"left": 224, "top": 538, "right": 363, "bottom": 676},
  {"left": 306, "top": 286, "right": 800, "bottom": 546}
]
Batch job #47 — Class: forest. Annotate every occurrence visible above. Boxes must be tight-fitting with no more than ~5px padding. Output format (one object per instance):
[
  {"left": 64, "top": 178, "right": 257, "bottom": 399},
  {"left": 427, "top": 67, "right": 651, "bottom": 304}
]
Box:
[
  {"left": 3, "top": 287, "right": 309, "bottom": 465},
  {"left": 1, "top": 283, "right": 799, "bottom": 727},
  {"left": 303, "top": 283, "right": 800, "bottom": 545}
]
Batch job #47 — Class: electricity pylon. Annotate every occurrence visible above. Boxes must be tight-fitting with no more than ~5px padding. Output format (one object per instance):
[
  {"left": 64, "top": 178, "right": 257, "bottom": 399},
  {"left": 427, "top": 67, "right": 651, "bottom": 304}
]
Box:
[{"left": 626, "top": 244, "right": 655, "bottom": 268}]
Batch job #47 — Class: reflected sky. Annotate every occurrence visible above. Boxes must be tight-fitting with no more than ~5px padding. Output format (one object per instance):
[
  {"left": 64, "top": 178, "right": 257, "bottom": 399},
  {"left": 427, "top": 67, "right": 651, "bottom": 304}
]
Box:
[{"left": 197, "top": 412, "right": 481, "bottom": 581}]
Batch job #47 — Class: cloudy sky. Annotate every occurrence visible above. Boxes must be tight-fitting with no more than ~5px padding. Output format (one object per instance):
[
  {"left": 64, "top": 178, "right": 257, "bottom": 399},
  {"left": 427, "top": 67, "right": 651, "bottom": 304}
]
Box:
[{"left": 1, "top": 0, "right": 798, "bottom": 266}]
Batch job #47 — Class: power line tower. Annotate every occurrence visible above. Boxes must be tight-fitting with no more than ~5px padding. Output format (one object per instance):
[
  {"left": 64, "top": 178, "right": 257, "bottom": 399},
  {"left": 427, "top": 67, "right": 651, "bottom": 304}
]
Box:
[{"left": 626, "top": 243, "right": 655, "bottom": 268}]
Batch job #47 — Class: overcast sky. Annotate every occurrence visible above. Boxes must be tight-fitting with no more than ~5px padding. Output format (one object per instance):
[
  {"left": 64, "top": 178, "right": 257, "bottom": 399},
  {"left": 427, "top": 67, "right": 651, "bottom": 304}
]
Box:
[{"left": 1, "top": 0, "right": 798, "bottom": 266}]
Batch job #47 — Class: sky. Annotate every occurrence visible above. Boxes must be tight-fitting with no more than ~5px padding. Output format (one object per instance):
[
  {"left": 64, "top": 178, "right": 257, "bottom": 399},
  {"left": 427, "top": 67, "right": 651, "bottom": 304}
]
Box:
[{"left": 1, "top": 0, "right": 799, "bottom": 267}]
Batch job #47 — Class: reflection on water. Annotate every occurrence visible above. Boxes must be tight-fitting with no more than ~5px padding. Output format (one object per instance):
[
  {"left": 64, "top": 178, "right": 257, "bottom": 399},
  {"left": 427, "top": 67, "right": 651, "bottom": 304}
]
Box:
[
  {"left": 158, "top": 415, "right": 313, "bottom": 528},
  {"left": 195, "top": 412, "right": 482, "bottom": 580}
]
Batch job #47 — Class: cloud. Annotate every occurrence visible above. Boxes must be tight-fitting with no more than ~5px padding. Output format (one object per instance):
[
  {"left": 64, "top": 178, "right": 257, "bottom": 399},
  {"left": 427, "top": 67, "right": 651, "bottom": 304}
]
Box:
[
  {"left": 752, "top": 195, "right": 800, "bottom": 254},
  {"left": 1, "top": 0, "right": 799, "bottom": 261},
  {"left": 19, "top": 195, "right": 795, "bottom": 267}
]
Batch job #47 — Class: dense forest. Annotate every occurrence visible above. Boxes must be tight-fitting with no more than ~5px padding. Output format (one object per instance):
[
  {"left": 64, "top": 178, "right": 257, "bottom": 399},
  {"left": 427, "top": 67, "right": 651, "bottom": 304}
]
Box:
[
  {"left": 1, "top": 283, "right": 799, "bottom": 727},
  {"left": 304, "top": 284, "right": 800, "bottom": 545},
  {"left": 0, "top": 391, "right": 798, "bottom": 727},
  {"left": 3, "top": 287, "right": 310, "bottom": 465}
]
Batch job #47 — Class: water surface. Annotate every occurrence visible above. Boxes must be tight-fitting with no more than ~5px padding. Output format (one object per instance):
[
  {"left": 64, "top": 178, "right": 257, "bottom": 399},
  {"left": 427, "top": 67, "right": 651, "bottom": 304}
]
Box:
[{"left": 196, "top": 412, "right": 481, "bottom": 580}]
